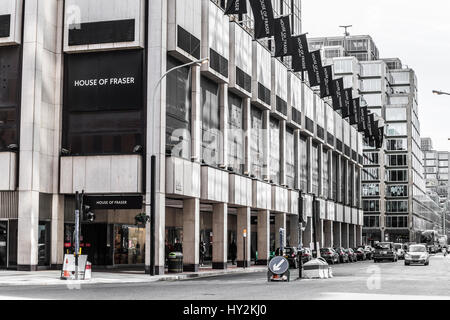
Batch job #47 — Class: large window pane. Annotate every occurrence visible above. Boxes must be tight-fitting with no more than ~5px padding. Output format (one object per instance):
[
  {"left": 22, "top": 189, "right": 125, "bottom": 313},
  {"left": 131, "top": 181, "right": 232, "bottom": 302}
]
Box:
[
  {"left": 201, "top": 76, "right": 220, "bottom": 166},
  {"left": 228, "top": 92, "right": 244, "bottom": 173}
]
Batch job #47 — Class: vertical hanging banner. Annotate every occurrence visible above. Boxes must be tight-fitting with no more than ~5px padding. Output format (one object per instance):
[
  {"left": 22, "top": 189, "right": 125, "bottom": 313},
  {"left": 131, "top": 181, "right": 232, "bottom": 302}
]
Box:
[
  {"left": 350, "top": 97, "right": 359, "bottom": 126},
  {"left": 225, "top": 0, "right": 248, "bottom": 15},
  {"left": 320, "top": 65, "right": 333, "bottom": 98},
  {"left": 362, "top": 106, "right": 372, "bottom": 138},
  {"left": 341, "top": 88, "right": 353, "bottom": 119},
  {"left": 331, "top": 78, "right": 344, "bottom": 111},
  {"left": 291, "top": 34, "right": 309, "bottom": 72},
  {"left": 356, "top": 99, "right": 365, "bottom": 132},
  {"left": 273, "top": 16, "right": 292, "bottom": 57},
  {"left": 306, "top": 50, "right": 323, "bottom": 87},
  {"left": 376, "top": 126, "right": 385, "bottom": 149},
  {"left": 249, "top": 0, "right": 275, "bottom": 39}
]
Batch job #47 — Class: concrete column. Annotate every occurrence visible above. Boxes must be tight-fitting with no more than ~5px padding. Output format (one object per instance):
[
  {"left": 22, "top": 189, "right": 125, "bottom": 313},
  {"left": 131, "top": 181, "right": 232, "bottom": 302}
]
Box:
[
  {"left": 324, "top": 220, "right": 333, "bottom": 248},
  {"left": 294, "top": 130, "right": 301, "bottom": 190},
  {"left": 262, "top": 111, "right": 270, "bottom": 181},
  {"left": 302, "top": 217, "right": 313, "bottom": 249},
  {"left": 356, "top": 225, "right": 363, "bottom": 247},
  {"left": 17, "top": 192, "right": 39, "bottom": 270},
  {"left": 256, "top": 210, "right": 270, "bottom": 265},
  {"left": 212, "top": 203, "right": 228, "bottom": 269},
  {"left": 191, "top": 65, "right": 202, "bottom": 161},
  {"left": 333, "top": 222, "right": 341, "bottom": 247},
  {"left": 341, "top": 223, "right": 349, "bottom": 248},
  {"left": 274, "top": 213, "right": 287, "bottom": 249},
  {"left": 306, "top": 137, "right": 313, "bottom": 193},
  {"left": 146, "top": 0, "right": 168, "bottom": 275},
  {"left": 50, "top": 195, "right": 65, "bottom": 268},
  {"left": 182, "top": 198, "right": 200, "bottom": 272},
  {"left": 219, "top": 83, "right": 229, "bottom": 168},
  {"left": 349, "top": 224, "right": 356, "bottom": 248},
  {"left": 280, "top": 120, "right": 287, "bottom": 186},
  {"left": 237, "top": 207, "right": 251, "bottom": 267},
  {"left": 243, "top": 98, "right": 251, "bottom": 175},
  {"left": 289, "top": 214, "right": 300, "bottom": 248}
]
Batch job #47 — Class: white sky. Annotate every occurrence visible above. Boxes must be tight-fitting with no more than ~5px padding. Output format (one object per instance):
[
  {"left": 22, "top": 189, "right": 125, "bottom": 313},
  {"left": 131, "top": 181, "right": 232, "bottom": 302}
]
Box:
[{"left": 302, "top": 0, "right": 450, "bottom": 151}]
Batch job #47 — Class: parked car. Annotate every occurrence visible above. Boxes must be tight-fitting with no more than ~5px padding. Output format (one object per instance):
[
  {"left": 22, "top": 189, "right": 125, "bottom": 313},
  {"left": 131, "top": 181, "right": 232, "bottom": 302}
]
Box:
[
  {"left": 334, "top": 247, "right": 349, "bottom": 263},
  {"left": 299, "top": 247, "right": 313, "bottom": 264},
  {"left": 405, "top": 244, "right": 430, "bottom": 266},
  {"left": 354, "top": 248, "right": 367, "bottom": 261},
  {"left": 345, "top": 248, "right": 358, "bottom": 262},
  {"left": 282, "top": 247, "right": 300, "bottom": 269},
  {"left": 361, "top": 246, "right": 374, "bottom": 260},
  {"left": 320, "top": 248, "right": 339, "bottom": 264},
  {"left": 373, "top": 242, "right": 398, "bottom": 263}
]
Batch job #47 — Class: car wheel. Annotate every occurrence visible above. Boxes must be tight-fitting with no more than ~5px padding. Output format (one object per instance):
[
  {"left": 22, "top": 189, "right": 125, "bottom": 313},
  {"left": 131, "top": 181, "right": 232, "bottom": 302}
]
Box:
[{"left": 405, "top": 262, "right": 409, "bottom": 266}]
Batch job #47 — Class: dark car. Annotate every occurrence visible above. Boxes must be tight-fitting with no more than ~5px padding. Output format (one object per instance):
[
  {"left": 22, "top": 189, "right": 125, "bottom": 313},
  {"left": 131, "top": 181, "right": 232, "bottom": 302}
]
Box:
[
  {"left": 299, "top": 247, "right": 313, "bottom": 264},
  {"left": 320, "top": 248, "right": 339, "bottom": 264},
  {"left": 334, "top": 247, "right": 349, "bottom": 263},
  {"left": 345, "top": 248, "right": 358, "bottom": 262},
  {"left": 280, "top": 247, "right": 299, "bottom": 269},
  {"left": 354, "top": 248, "right": 367, "bottom": 261},
  {"left": 373, "top": 242, "right": 398, "bottom": 263}
]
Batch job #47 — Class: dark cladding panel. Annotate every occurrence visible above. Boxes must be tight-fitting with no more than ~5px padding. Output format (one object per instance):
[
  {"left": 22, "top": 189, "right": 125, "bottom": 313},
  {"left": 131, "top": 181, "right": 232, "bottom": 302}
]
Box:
[
  {"left": 0, "top": 15, "right": 11, "bottom": 38},
  {"left": 68, "top": 19, "right": 135, "bottom": 46}
]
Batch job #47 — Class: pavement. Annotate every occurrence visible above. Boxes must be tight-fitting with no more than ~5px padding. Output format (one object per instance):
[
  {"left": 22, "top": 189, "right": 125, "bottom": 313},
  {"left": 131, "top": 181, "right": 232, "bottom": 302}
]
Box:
[{"left": 0, "top": 265, "right": 267, "bottom": 287}]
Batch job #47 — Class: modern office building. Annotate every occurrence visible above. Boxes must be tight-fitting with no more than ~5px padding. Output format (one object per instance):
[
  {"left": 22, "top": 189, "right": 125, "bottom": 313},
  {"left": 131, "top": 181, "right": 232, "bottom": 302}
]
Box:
[
  {"left": 421, "top": 137, "right": 450, "bottom": 238},
  {"left": 308, "top": 35, "right": 442, "bottom": 244},
  {"left": 0, "top": 0, "right": 365, "bottom": 273}
]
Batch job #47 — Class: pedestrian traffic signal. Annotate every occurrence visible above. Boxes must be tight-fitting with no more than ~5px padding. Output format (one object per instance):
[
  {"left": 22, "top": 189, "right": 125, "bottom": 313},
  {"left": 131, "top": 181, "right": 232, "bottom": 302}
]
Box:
[{"left": 82, "top": 203, "right": 95, "bottom": 222}]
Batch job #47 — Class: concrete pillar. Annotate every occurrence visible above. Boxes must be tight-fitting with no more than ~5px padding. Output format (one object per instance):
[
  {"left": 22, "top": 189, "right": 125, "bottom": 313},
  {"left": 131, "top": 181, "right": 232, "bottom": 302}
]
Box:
[
  {"left": 262, "top": 111, "right": 271, "bottom": 181},
  {"left": 237, "top": 207, "right": 251, "bottom": 267},
  {"left": 219, "top": 83, "right": 229, "bottom": 168},
  {"left": 324, "top": 220, "right": 333, "bottom": 248},
  {"left": 243, "top": 98, "right": 251, "bottom": 175},
  {"left": 146, "top": 0, "right": 168, "bottom": 275},
  {"left": 341, "top": 223, "right": 349, "bottom": 248},
  {"left": 183, "top": 198, "right": 200, "bottom": 272},
  {"left": 302, "top": 217, "right": 313, "bottom": 249},
  {"left": 294, "top": 129, "right": 301, "bottom": 190},
  {"left": 256, "top": 210, "right": 270, "bottom": 265},
  {"left": 191, "top": 65, "right": 202, "bottom": 161},
  {"left": 17, "top": 192, "right": 39, "bottom": 270},
  {"left": 349, "top": 224, "right": 356, "bottom": 248},
  {"left": 274, "top": 213, "right": 287, "bottom": 249},
  {"left": 50, "top": 195, "right": 65, "bottom": 268},
  {"left": 289, "top": 214, "right": 300, "bottom": 248},
  {"left": 356, "top": 225, "right": 363, "bottom": 247},
  {"left": 280, "top": 120, "right": 287, "bottom": 186},
  {"left": 333, "top": 222, "right": 341, "bottom": 247},
  {"left": 212, "top": 203, "right": 228, "bottom": 269}
]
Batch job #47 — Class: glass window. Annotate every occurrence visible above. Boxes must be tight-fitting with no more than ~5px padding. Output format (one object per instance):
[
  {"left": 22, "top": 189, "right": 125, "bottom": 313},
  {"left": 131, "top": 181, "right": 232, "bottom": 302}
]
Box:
[
  {"left": 312, "top": 143, "right": 319, "bottom": 195},
  {"left": 250, "top": 106, "right": 264, "bottom": 180},
  {"left": 386, "top": 201, "right": 408, "bottom": 213},
  {"left": 363, "top": 200, "right": 380, "bottom": 212},
  {"left": 386, "top": 185, "right": 408, "bottom": 197},
  {"left": 269, "top": 117, "right": 280, "bottom": 184},
  {"left": 201, "top": 76, "right": 220, "bottom": 166},
  {"left": 322, "top": 149, "right": 329, "bottom": 198},
  {"left": 362, "top": 93, "right": 382, "bottom": 107},
  {"left": 299, "top": 136, "right": 308, "bottom": 192},
  {"left": 228, "top": 92, "right": 244, "bottom": 174},
  {"left": 364, "top": 216, "right": 380, "bottom": 228},
  {"left": 285, "top": 128, "right": 295, "bottom": 189},
  {"left": 362, "top": 168, "right": 379, "bottom": 181},
  {"left": 361, "top": 79, "right": 382, "bottom": 92},
  {"left": 363, "top": 152, "right": 379, "bottom": 165},
  {"left": 387, "top": 139, "right": 407, "bottom": 151},
  {"left": 385, "top": 216, "right": 408, "bottom": 228},
  {"left": 385, "top": 108, "right": 407, "bottom": 121},
  {"left": 166, "top": 56, "right": 192, "bottom": 159},
  {"left": 361, "top": 63, "right": 382, "bottom": 77},
  {"left": 386, "top": 170, "right": 408, "bottom": 182},
  {"left": 114, "top": 225, "right": 145, "bottom": 265},
  {"left": 362, "top": 183, "right": 380, "bottom": 197},
  {"left": 387, "top": 123, "right": 407, "bottom": 136}
]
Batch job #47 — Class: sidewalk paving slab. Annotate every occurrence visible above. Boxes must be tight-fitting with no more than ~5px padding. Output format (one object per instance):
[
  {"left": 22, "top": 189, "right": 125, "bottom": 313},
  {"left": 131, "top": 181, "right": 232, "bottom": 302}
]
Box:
[{"left": 0, "top": 266, "right": 267, "bottom": 287}]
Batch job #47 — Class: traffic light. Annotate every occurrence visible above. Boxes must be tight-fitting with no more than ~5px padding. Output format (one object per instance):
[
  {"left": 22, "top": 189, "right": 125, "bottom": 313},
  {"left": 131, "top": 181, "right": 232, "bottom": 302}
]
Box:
[{"left": 83, "top": 204, "right": 95, "bottom": 222}]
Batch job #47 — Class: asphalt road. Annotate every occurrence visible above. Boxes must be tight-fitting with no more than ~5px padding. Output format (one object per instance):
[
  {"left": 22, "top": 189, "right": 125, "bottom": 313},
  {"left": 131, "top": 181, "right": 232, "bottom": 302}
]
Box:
[{"left": 1, "top": 254, "right": 449, "bottom": 300}]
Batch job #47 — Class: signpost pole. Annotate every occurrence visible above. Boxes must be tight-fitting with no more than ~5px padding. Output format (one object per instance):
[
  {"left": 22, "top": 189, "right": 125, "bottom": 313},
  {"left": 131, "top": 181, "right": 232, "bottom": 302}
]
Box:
[
  {"left": 312, "top": 195, "right": 318, "bottom": 258},
  {"left": 243, "top": 229, "right": 247, "bottom": 269},
  {"left": 74, "top": 191, "right": 80, "bottom": 280},
  {"left": 150, "top": 155, "right": 156, "bottom": 276}
]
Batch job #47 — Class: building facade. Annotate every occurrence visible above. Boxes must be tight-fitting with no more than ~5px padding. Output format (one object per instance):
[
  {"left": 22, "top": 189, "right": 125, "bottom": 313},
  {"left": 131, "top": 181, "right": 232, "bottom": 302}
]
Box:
[
  {"left": 421, "top": 137, "right": 450, "bottom": 239},
  {"left": 0, "top": 0, "right": 364, "bottom": 272},
  {"left": 309, "top": 35, "right": 441, "bottom": 244}
]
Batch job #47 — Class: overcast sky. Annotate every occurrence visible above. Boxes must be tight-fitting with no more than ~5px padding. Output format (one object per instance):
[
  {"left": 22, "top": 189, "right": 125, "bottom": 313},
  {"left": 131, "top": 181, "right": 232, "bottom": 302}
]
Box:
[{"left": 302, "top": 0, "right": 450, "bottom": 152}]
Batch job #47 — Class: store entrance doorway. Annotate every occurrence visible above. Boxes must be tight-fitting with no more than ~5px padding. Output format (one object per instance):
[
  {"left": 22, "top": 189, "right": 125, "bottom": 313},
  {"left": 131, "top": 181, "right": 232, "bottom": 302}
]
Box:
[{"left": 0, "top": 221, "right": 7, "bottom": 269}]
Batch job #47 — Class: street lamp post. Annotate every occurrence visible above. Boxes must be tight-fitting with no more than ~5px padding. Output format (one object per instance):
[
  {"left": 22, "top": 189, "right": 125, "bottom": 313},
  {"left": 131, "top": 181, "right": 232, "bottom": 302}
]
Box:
[
  {"left": 148, "top": 57, "right": 208, "bottom": 275},
  {"left": 432, "top": 90, "right": 450, "bottom": 96}
]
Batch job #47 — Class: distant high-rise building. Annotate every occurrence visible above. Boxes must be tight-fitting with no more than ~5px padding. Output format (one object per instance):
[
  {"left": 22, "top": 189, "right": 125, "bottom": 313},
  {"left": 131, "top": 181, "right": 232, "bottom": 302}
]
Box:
[{"left": 308, "top": 34, "right": 442, "bottom": 244}]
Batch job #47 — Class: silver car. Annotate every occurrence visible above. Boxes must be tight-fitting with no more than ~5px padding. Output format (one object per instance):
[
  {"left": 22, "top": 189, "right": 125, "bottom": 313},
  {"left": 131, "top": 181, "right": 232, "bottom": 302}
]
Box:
[{"left": 405, "top": 244, "right": 430, "bottom": 266}]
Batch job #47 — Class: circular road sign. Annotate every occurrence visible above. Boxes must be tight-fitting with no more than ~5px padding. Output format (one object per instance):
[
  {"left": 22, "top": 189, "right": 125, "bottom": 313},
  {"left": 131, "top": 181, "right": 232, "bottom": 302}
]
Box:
[{"left": 268, "top": 256, "right": 289, "bottom": 275}]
